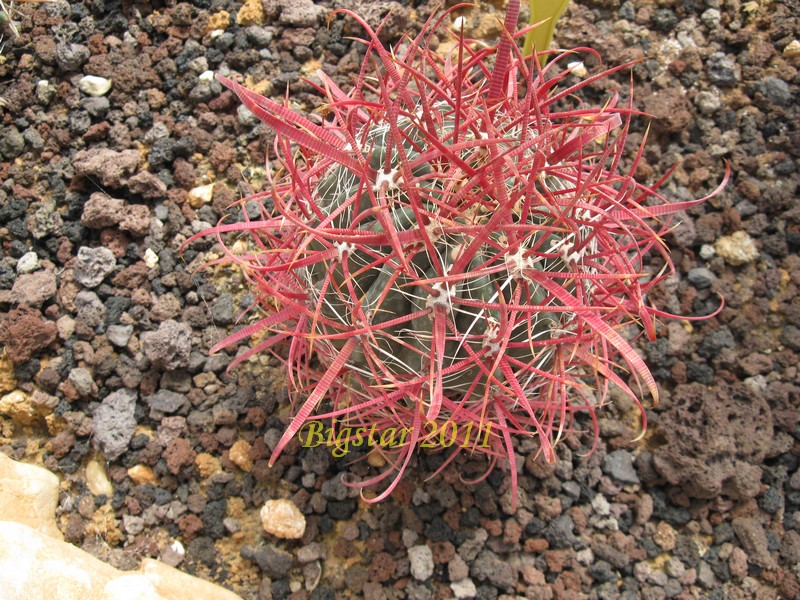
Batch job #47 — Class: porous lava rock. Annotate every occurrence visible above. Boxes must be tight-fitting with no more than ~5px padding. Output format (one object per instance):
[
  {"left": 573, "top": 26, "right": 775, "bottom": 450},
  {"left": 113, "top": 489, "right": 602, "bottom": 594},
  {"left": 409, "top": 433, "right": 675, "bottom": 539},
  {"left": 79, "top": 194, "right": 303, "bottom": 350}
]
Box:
[
  {"left": 0, "top": 305, "right": 58, "bottom": 364},
  {"left": 652, "top": 382, "right": 772, "bottom": 499}
]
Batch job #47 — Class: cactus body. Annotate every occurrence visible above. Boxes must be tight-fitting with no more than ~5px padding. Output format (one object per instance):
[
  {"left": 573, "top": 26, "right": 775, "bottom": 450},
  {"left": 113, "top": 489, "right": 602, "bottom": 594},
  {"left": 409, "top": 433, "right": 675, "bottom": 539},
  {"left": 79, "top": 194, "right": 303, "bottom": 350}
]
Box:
[
  {"left": 304, "top": 111, "right": 563, "bottom": 401},
  {"left": 195, "top": 0, "right": 726, "bottom": 504}
]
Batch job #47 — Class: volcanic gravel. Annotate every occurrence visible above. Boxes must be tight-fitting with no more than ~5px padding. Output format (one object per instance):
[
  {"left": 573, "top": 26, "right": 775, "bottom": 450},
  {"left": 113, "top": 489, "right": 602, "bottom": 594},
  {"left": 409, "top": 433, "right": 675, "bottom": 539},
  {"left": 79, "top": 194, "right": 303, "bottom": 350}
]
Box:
[{"left": 1, "top": 0, "right": 799, "bottom": 599}]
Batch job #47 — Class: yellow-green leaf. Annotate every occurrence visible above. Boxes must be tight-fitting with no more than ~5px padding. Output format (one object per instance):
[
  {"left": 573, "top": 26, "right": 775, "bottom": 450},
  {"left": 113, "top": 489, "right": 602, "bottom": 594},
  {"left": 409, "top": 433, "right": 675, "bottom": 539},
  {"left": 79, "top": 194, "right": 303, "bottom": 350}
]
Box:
[{"left": 523, "top": 0, "right": 571, "bottom": 59}]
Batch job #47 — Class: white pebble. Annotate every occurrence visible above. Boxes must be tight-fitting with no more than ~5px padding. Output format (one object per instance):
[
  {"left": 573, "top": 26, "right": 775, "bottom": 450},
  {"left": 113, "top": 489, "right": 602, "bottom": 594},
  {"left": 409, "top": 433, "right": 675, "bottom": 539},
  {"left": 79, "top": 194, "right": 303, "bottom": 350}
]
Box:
[
  {"left": 576, "top": 548, "right": 595, "bottom": 565},
  {"left": 567, "top": 61, "right": 587, "bottom": 77},
  {"left": 170, "top": 540, "right": 185, "bottom": 556},
  {"left": 188, "top": 183, "right": 215, "bottom": 207},
  {"left": 784, "top": 40, "right": 800, "bottom": 58},
  {"left": 36, "top": 79, "right": 57, "bottom": 104},
  {"left": 714, "top": 230, "right": 759, "bottom": 266},
  {"left": 408, "top": 545, "right": 434, "bottom": 581},
  {"left": 78, "top": 75, "right": 113, "bottom": 97},
  {"left": 144, "top": 248, "right": 159, "bottom": 269},
  {"left": 450, "top": 578, "right": 477, "bottom": 599},
  {"left": 85, "top": 457, "right": 114, "bottom": 497},
  {"left": 199, "top": 70, "right": 215, "bottom": 82},
  {"left": 260, "top": 499, "right": 306, "bottom": 539},
  {"left": 699, "top": 244, "right": 716, "bottom": 260},
  {"left": 592, "top": 493, "right": 611, "bottom": 516},
  {"left": 744, "top": 374, "right": 767, "bottom": 395},
  {"left": 16, "top": 251, "right": 40, "bottom": 274}
]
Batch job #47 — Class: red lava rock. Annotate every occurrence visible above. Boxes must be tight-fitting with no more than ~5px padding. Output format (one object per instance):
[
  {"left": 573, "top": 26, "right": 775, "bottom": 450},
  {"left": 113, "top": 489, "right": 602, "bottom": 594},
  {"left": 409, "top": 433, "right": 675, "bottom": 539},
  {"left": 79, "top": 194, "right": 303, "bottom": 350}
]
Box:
[
  {"left": 149, "top": 293, "right": 182, "bottom": 321},
  {"left": 652, "top": 381, "right": 772, "bottom": 500},
  {"left": 83, "top": 121, "right": 111, "bottom": 142},
  {"left": 364, "top": 530, "right": 382, "bottom": 551},
  {"left": 0, "top": 305, "right": 58, "bottom": 363},
  {"left": 178, "top": 513, "right": 204, "bottom": 541},
  {"left": 244, "top": 407, "right": 268, "bottom": 429},
  {"left": 333, "top": 537, "right": 358, "bottom": 559},
  {"left": 99, "top": 229, "right": 130, "bottom": 258},
  {"left": 208, "top": 141, "right": 237, "bottom": 172},
  {"left": 442, "top": 505, "right": 461, "bottom": 532},
  {"left": 144, "top": 88, "right": 167, "bottom": 110},
  {"left": 525, "top": 452, "right": 558, "bottom": 478},
  {"left": 212, "top": 182, "right": 237, "bottom": 215},
  {"left": 11, "top": 270, "right": 57, "bottom": 307},
  {"left": 73, "top": 148, "right": 140, "bottom": 188},
  {"left": 81, "top": 192, "right": 125, "bottom": 228},
  {"left": 58, "top": 269, "right": 82, "bottom": 312},
  {"left": 56, "top": 237, "right": 74, "bottom": 264},
  {"left": 640, "top": 87, "right": 693, "bottom": 133},
  {"left": 728, "top": 546, "right": 748, "bottom": 579},
  {"left": 503, "top": 519, "right": 522, "bottom": 545},
  {"left": 112, "top": 263, "right": 149, "bottom": 289},
  {"left": 173, "top": 158, "right": 196, "bottom": 188},
  {"left": 732, "top": 516, "right": 778, "bottom": 570},
  {"left": 482, "top": 518, "right": 503, "bottom": 536},
  {"left": 32, "top": 36, "right": 56, "bottom": 64},
  {"left": 779, "top": 570, "right": 800, "bottom": 600},
  {"left": 60, "top": 380, "right": 81, "bottom": 403},
  {"left": 670, "top": 362, "right": 688, "bottom": 384},
  {"left": 63, "top": 512, "right": 86, "bottom": 544},
  {"left": 186, "top": 493, "right": 206, "bottom": 514},
  {"left": 207, "top": 90, "right": 235, "bottom": 111},
  {"left": 521, "top": 564, "right": 546, "bottom": 586},
  {"left": 555, "top": 569, "right": 583, "bottom": 594},
  {"left": 164, "top": 437, "right": 196, "bottom": 474},
  {"left": 126, "top": 171, "right": 167, "bottom": 200},
  {"left": 430, "top": 541, "right": 455, "bottom": 564},
  {"left": 695, "top": 212, "right": 724, "bottom": 244},
  {"left": 35, "top": 368, "right": 61, "bottom": 394},
  {"left": 131, "top": 288, "right": 153, "bottom": 307},
  {"left": 524, "top": 538, "right": 549, "bottom": 553},
  {"left": 568, "top": 507, "right": 588, "bottom": 533},
  {"left": 48, "top": 430, "right": 76, "bottom": 458},
  {"left": 544, "top": 550, "right": 568, "bottom": 573},
  {"left": 368, "top": 551, "right": 395, "bottom": 582},
  {"left": 738, "top": 352, "right": 773, "bottom": 376},
  {"left": 533, "top": 494, "right": 562, "bottom": 520},
  {"left": 278, "top": 27, "right": 315, "bottom": 49}
]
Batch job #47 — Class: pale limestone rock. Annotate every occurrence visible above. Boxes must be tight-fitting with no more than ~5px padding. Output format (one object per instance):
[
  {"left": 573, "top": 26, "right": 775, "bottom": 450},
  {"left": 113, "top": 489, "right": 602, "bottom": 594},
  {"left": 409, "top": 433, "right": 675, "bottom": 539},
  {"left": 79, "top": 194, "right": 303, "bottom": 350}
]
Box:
[
  {"left": 784, "top": 39, "right": 800, "bottom": 58},
  {"left": 85, "top": 457, "right": 114, "bottom": 497},
  {"left": 102, "top": 574, "right": 161, "bottom": 599},
  {"left": 714, "top": 230, "right": 759, "bottom": 266},
  {"left": 0, "top": 353, "right": 16, "bottom": 394},
  {"left": 235, "top": 0, "right": 264, "bottom": 25},
  {"left": 128, "top": 464, "right": 158, "bottom": 485},
  {"left": 0, "top": 523, "right": 245, "bottom": 600},
  {"left": 0, "top": 453, "right": 62, "bottom": 539},
  {"left": 79, "top": 75, "right": 112, "bottom": 97},
  {"left": 16, "top": 251, "right": 40, "bottom": 274},
  {"left": 0, "top": 521, "right": 120, "bottom": 597},
  {"left": 187, "top": 184, "right": 214, "bottom": 208},
  {"left": 194, "top": 453, "right": 222, "bottom": 478},
  {"left": 0, "top": 456, "right": 245, "bottom": 600},
  {"left": 228, "top": 439, "right": 253, "bottom": 472},
  {"left": 140, "top": 558, "right": 242, "bottom": 600},
  {"left": 0, "top": 390, "right": 39, "bottom": 425},
  {"left": 144, "top": 248, "right": 160, "bottom": 268},
  {"left": 451, "top": 578, "right": 478, "bottom": 599},
  {"left": 260, "top": 498, "right": 306, "bottom": 539}
]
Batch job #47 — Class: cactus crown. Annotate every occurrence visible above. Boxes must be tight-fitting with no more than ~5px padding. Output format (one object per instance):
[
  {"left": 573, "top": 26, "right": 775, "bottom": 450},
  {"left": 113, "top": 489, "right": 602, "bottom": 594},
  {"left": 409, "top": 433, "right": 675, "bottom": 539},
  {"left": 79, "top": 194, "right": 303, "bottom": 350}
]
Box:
[{"left": 192, "top": 0, "right": 726, "bottom": 506}]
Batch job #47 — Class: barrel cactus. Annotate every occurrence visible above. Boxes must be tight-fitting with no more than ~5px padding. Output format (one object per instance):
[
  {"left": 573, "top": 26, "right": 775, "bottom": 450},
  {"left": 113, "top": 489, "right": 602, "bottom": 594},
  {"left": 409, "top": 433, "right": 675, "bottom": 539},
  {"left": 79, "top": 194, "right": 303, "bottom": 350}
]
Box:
[{"left": 193, "top": 0, "right": 726, "bottom": 504}]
